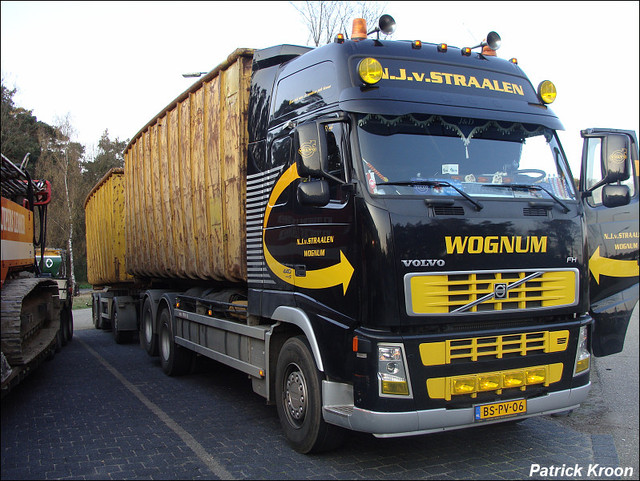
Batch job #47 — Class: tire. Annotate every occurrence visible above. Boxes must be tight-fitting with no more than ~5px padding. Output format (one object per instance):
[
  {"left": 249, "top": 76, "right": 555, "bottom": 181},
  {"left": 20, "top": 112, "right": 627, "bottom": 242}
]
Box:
[
  {"left": 112, "top": 303, "right": 129, "bottom": 344},
  {"left": 159, "top": 308, "right": 192, "bottom": 376},
  {"left": 140, "top": 298, "right": 158, "bottom": 356},
  {"left": 111, "top": 299, "right": 124, "bottom": 344},
  {"left": 54, "top": 324, "right": 63, "bottom": 353},
  {"left": 61, "top": 306, "right": 73, "bottom": 344},
  {"left": 275, "top": 336, "right": 346, "bottom": 453},
  {"left": 66, "top": 308, "right": 74, "bottom": 341},
  {"left": 92, "top": 295, "right": 101, "bottom": 329}
]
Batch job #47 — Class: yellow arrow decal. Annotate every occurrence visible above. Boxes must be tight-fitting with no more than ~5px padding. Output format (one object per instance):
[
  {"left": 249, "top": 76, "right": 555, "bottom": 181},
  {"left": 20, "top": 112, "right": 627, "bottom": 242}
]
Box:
[
  {"left": 263, "top": 164, "right": 354, "bottom": 294},
  {"left": 589, "top": 246, "right": 639, "bottom": 284}
]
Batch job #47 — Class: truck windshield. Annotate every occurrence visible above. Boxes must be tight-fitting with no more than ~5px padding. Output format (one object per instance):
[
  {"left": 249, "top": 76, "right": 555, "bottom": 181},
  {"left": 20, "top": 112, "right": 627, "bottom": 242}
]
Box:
[{"left": 357, "top": 113, "right": 576, "bottom": 201}]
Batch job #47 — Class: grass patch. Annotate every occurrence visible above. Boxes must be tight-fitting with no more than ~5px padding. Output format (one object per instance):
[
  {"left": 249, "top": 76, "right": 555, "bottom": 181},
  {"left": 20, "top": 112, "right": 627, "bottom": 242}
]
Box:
[{"left": 72, "top": 293, "right": 93, "bottom": 310}]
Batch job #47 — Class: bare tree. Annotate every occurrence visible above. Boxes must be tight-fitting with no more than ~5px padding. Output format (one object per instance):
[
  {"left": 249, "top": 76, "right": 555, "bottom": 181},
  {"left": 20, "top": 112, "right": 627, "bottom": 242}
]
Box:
[
  {"left": 36, "top": 114, "right": 85, "bottom": 291},
  {"left": 291, "top": 1, "right": 389, "bottom": 46}
]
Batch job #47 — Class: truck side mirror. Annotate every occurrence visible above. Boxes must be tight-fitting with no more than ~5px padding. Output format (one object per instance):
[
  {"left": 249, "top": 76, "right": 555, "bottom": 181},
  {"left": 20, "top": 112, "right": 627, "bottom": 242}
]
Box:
[
  {"left": 602, "top": 184, "right": 630, "bottom": 208},
  {"left": 601, "top": 134, "right": 630, "bottom": 184},
  {"left": 294, "top": 122, "right": 328, "bottom": 178},
  {"left": 297, "top": 179, "right": 330, "bottom": 206}
]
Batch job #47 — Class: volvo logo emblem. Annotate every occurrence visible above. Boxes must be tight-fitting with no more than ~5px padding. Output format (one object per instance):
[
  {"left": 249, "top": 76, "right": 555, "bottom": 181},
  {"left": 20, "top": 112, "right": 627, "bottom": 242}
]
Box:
[{"left": 494, "top": 283, "right": 508, "bottom": 299}]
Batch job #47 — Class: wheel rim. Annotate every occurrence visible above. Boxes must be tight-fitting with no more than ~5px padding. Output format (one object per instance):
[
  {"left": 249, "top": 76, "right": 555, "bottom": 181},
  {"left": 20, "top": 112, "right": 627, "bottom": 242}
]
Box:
[
  {"left": 143, "top": 311, "right": 153, "bottom": 344},
  {"left": 283, "top": 363, "right": 307, "bottom": 428},
  {"left": 161, "top": 326, "right": 170, "bottom": 361}
]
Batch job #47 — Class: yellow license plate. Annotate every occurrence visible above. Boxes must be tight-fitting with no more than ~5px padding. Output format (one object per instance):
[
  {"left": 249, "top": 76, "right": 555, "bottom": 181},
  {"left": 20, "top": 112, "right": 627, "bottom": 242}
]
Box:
[{"left": 474, "top": 399, "right": 526, "bottom": 421}]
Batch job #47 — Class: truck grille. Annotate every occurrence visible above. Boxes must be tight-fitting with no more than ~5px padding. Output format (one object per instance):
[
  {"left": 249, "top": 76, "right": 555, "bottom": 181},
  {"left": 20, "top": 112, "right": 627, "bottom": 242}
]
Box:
[
  {"left": 404, "top": 269, "right": 578, "bottom": 316},
  {"left": 419, "top": 330, "right": 569, "bottom": 366}
]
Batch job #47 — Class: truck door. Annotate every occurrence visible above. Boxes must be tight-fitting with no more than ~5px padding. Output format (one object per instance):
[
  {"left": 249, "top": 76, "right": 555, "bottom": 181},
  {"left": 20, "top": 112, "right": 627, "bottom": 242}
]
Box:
[
  {"left": 262, "top": 133, "right": 297, "bottom": 293},
  {"left": 292, "top": 120, "right": 358, "bottom": 320},
  {"left": 580, "top": 129, "right": 639, "bottom": 356}
]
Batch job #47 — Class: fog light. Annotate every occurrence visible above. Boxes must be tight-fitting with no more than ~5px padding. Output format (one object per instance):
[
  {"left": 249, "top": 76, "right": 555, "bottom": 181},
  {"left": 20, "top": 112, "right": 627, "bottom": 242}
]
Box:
[
  {"left": 538, "top": 80, "right": 557, "bottom": 104},
  {"left": 526, "top": 367, "right": 546, "bottom": 385},
  {"left": 382, "top": 380, "right": 409, "bottom": 395},
  {"left": 452, "top": 377, "right": 476, "bottom": 394},
  {"left": 358, "top": 57, "right": 383, "bottom": 85},
  {"left": 478, "top": 374, "right": 500, "bottom": 391},
  {"left": 503, "top": 371, "right": 525, "bottom": 388}
]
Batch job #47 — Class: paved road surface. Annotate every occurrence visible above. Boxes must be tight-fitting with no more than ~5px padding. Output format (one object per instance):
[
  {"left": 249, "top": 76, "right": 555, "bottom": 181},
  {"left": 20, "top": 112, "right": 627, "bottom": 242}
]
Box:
[{"left": 1, "top": 305, "right": 637, "bottom": 480}]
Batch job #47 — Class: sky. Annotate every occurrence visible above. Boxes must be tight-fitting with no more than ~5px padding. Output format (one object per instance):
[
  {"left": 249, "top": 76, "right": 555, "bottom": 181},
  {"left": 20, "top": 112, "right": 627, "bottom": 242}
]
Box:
[{"left": 1, "top": 1, "right": 638, "bottom": 175}]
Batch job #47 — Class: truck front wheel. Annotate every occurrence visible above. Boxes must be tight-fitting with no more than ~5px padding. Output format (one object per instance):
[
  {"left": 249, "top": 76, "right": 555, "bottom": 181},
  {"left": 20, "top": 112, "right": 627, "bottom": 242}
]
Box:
[
  {"left": 159, "top": 308, "right": 192, "bottom": 376},
  {"left": 275, "top": 336, "right": 346, "bottom": 453}
]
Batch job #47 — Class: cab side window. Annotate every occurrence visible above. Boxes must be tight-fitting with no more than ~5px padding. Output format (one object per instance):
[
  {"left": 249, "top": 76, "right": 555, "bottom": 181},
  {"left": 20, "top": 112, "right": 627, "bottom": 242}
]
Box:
[{"left": 324, "top": 123, "right": 348, "bottom": 201}]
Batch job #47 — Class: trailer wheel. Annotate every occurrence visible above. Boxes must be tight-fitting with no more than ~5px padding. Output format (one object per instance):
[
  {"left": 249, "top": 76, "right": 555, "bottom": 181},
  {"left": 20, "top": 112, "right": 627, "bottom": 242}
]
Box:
[
  {"left": 140, "top": 298, "right": 158, "bottom": 356},
  {"left": 92, "top": 295, "right": 101, "bottom": 329},
  {"left": 275, "top": 336, "right": 346, "bottom": 453},
  {"left": 112, "top": 304, "right": 125, "bottom": 344},
  {"left": 159, "top": 308, "right": 192, "bottom": 376}
]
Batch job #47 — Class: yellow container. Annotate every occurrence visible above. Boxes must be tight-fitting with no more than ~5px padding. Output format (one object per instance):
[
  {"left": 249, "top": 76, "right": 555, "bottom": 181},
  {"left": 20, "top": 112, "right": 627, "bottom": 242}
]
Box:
[
  {"left": 123, "top": 48, "right": 254, "bottom": 283},
  {"left": 84, "top": 168, "right": 132, "bottom": 286}
]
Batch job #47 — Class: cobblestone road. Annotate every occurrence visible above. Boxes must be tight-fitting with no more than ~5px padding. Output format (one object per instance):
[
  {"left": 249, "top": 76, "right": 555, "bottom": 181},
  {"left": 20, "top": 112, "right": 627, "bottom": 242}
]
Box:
[{"left": 1, "top": 312, "right": 634, "bottom": 480}]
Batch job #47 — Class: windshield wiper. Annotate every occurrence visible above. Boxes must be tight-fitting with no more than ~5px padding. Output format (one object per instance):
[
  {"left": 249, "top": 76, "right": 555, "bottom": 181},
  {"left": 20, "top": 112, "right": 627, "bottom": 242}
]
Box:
[
  {"left": 484, "top": 183, "right": 570, "bottom": 213},
  {"left": 382, "top": 180, "right": 483, "bottom": 211}
]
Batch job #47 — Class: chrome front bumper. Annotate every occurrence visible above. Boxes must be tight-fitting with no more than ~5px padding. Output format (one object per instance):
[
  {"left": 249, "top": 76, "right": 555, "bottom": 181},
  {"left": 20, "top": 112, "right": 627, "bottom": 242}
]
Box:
[{"left": 322, "top": 380, "right": 590, "bottom": 438}]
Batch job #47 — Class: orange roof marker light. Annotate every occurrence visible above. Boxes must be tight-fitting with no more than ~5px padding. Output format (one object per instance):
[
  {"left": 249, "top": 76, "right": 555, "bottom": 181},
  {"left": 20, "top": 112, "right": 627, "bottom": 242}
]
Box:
[{"left": 352, "top": 18, "right": 367, "bottom": 41}]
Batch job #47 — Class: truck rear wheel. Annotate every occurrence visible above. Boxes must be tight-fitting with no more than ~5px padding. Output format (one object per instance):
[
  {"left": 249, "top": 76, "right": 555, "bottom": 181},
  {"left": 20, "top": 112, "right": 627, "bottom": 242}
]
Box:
[
  {"left": 159, "top": 308, "right": 192, "bottom": 376},
  {"left": 140, "top": 298, "right": 158, "bottom": 356},
  {"left": 92, "top": 295, "right": 101, "bottom": 329},
  {"left": 275, "top": 336, "right": 346, "bottom": 453},
  {"left": 112, "top": 302, "right": 133, "bottom": 344},
  {"left": 112, "top": 304, "right": 123, "bottom": 344}
]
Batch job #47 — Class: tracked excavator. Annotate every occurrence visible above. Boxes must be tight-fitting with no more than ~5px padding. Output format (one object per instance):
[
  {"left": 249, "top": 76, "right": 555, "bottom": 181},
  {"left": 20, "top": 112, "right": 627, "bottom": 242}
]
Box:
[{"left": 1, "top": 153, "right": 66, "bottom": 396}]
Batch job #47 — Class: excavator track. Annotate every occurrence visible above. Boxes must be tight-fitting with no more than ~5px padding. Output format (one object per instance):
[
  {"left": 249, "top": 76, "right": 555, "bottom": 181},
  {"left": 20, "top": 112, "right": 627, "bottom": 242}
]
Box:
[{"left": 1, "top": 277, "right": 61, "bottom": 367}]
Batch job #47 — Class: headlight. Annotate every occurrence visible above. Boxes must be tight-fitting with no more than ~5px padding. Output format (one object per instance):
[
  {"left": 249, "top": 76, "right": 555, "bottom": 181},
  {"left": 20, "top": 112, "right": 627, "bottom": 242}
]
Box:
[
  {"left": 574, "top": 325, "right": 590, "bottom": 375},
  {"left": 378, "top": 343, "right": 412, "bottom": 397}
]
